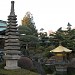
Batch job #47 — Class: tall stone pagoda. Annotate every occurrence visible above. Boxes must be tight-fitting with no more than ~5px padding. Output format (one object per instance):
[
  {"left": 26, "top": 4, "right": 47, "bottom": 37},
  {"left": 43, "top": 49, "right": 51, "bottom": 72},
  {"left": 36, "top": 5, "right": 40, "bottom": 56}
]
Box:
[{"left": 4, "top": 1, "right": 21, "bottom": 69}]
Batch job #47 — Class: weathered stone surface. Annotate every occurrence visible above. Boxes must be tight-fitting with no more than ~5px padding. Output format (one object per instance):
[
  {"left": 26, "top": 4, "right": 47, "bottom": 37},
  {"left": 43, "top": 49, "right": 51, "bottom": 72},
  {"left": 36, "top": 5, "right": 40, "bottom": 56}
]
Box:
[
  {"left": 4, "top": 50, "right": 21, "bottom": 54},
  {"left": 7, "top": 26, "right": 18, "bottom": 29},
  {"left": 0, "top": 35, "right": 5, "bottom": 38},
  {"left": 4, "top": 1, "right": 21, "bottom": 70},
  {"left": 4, "top": 46, "right": 20, "bottom": 50},
  {"left": 7, "top": 29, "right": 17, "bottom": 31},
  {"left": 4, "top": 55, "right": 21, "bottom": 59},
  {"left": 6, "top": 29, "right": 18, "bottom": 32},
  {"left": 4, "top": 59, "right": 20, "bottom": 69},
  {"left": 6, "top": 32, "right": 19, "bottom": 36},
  {"left": 5, "top": 43, "right": 20, "bottom": 46},
  {"left": 55, "top": 66, "right": 67, "bottom": 71},
  {"left": 8, "top": 20, "right": 17, "bottom": 23},
  {"left": 5, "top": 35, "right": 19, "bottom": 39},
  {"left": 8, "top": 23, "right": 18, "bottom": 26},
  {"left": 5, "top": 39, "right": 19, "bottom": 43},
  {"left": 8, "top": 15, "right": 17, "bottom": 19}
]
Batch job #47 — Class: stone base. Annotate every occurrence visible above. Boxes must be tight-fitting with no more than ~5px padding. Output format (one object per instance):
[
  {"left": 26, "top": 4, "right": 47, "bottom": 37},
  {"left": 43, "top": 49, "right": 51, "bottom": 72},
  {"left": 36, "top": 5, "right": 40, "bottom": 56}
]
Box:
[
  {"left": 4, "top": 50, "right": 21, "bottom": 70},
  {"left": 4, "top": 59, "right": 21, "bottom": 70},
  {"left": 55, "top": 66, "right": 67, "bottom": 75},
  {"left": 4, "top": 66, "right": 20, "bottom": 70},
  {"left": 55, "top": 65, "right": 67, "bottom": 72},
  {"left": 4, "top": 60, "right": 21, "bottom": 70},
  {"left": 56, "top": 67, "right": 67, "bottom": 72},
  {"left": 56, "top": 71, "right": 67, "bottom": 75},
  {"left": 4, "top": 55, "right": 21, "bottom": 70}
]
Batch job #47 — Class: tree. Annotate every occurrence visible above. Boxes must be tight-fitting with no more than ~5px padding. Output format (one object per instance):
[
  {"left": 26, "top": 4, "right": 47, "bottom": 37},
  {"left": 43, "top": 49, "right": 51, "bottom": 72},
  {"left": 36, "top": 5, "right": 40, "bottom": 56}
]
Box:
[
  {"left": 49, "top": 27, "right": 63, "bottom": 47},
  {"left": 21, "top": 12, "right": 38, "bottom": 36},
  {"left": 67, "top": 22, "right": 72, "bottom": 30},
  {"left": 49, "top": 23, "right": 75, "bottom": 53},
  {"left": 19, "top": 12, "right": 38, "bottom": 56},
  {"left": 38, "top": 28, "right": 50, "bottom": 47}
]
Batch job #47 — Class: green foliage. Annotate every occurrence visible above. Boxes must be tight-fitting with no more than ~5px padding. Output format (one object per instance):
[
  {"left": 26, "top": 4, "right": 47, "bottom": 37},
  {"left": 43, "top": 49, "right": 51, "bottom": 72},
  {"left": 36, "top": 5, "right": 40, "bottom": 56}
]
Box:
[
  {"left": 21, "top": 12, "right": 38, "bottom": 37},
  {"left": 20, "top": 35, "right": 38, "bottom": 43},
  {"left": 35, "top": 46, "right": 46, "bottom": 58},
  {"left": 38, "top": 31, "right": 50, "bottom": 47},
  {"left": 19, "top": 25, "right": 33, "bottom": 35},
  {"left": 36, "top": 46, "right": 44, "bottom": 51},
  {"left": 67, "top": 22, "right": 72, "bottom": 30},
  {"left": 0, "top": 69, "right": 39, "bottom": 75},
  {"left": 43, "top": 51, "right": 54, "bottom": 58},
  {"left": 19, "top": 13, "right": 38, "bottom": 56},
  {"left": 39, "top": 46, "right": 54, "bottom": 58},
  {"left": 45, "top": 46, "right": 55, "bottom": 51},
  {"left": 49, "top": 24, "right": 75, "bottom": 52},
  {"left": 67, "top": 67, "right": 75, "bottom": 75},
  {"left": 0, "top": 62, "right": 5, "bottom": 69},
  {"left": 43, "top": 65, "right": 55, "bottom": 74}
]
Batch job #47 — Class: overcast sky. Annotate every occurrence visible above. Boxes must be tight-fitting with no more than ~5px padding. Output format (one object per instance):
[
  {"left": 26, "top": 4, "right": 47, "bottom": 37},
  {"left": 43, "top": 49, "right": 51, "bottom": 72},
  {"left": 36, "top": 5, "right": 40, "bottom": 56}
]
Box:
[{"left": 0, "top": 0, "right": 75, "bottom": 32}]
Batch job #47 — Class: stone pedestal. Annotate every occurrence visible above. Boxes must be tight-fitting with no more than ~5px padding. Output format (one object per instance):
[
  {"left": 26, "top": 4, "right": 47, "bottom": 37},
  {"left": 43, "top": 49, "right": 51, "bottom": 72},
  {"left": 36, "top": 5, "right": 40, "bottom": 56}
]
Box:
[
  {"left": 55, "top": 64, "right": 67, "bottom": 75},
  {"left": 4, "top": 50, "right": 21, "bottom": 70},
  {"left": 55, "top": 66, "right": 67, "bottom": 72}
]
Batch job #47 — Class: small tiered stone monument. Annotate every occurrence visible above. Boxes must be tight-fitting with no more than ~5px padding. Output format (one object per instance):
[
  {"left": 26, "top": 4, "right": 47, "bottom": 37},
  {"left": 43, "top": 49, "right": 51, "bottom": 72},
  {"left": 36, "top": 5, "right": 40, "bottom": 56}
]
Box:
[{"left": 4, "top": 1, "right": 21, "bottom": 69}]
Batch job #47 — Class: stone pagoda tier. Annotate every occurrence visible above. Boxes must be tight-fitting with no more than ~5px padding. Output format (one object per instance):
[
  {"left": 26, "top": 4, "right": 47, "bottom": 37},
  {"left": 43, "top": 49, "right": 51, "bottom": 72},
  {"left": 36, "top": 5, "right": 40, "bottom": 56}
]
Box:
[
  {"left": 4, "top": 1, "right": 21, "bottom": 70},
  {"left": 4, "top": 1, "right": 20, "bottom": 51}
]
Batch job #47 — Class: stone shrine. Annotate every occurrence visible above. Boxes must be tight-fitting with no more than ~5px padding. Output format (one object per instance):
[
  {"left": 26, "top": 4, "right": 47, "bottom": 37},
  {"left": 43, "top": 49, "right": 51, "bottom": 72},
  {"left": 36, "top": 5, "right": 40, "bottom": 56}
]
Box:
[{"left": 4, "top": 1, "right": 21, "bottom": 69}]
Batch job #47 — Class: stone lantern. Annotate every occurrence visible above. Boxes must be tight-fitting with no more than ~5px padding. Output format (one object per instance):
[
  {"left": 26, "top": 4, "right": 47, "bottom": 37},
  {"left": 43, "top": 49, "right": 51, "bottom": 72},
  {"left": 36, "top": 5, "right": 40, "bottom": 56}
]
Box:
[
  {"left": 4, "top": 1, "right": 21, "bottom": 69},
  {"left": 50, "top": 45, "right": 72, "bottom": 74}
]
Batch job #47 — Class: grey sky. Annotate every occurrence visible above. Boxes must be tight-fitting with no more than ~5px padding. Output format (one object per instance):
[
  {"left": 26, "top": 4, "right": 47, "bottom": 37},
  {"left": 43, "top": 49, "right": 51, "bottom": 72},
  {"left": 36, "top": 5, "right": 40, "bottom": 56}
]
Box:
[{"left": 0, "top": 0, "right": 75, "bottom": 32}]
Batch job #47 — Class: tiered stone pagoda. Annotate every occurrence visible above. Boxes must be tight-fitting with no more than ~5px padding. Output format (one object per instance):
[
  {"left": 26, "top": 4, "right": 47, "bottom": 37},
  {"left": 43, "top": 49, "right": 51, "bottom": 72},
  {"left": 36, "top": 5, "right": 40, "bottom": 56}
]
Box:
[{"left": 4, "top": 1, "right": 21, "bottom": 69}]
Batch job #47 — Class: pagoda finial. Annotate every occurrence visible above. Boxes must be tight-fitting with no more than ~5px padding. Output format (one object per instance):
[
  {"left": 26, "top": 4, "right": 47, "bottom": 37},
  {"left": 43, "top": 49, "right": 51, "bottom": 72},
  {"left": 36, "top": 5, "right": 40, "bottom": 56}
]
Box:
[{"left": 10, "top": 1, "right": 15, "bottom": 16}]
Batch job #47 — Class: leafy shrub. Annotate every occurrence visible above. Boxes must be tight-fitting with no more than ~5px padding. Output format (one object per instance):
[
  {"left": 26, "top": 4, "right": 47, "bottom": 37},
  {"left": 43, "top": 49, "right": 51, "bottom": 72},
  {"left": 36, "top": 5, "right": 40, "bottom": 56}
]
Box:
[
  {"left": 67, "top": 67, "right": 75, "bottom": 75},
  {"left": 36, "top": 46, "right": 45, "bottom": 53},
  {"left": 45, "top": 46, "right": 55, "bottom": 51},
  {"left": 0, "top": 61, "right": 5, "bottom": 69},
  {"left": 18, "top": 57, "right": 34, "bottom": 70},
  {"left": 43, "top": 65, "right": 55, "bottom": 74},
  {"left": 44, "top": 51, "right": 54, "bottom": 58}
]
